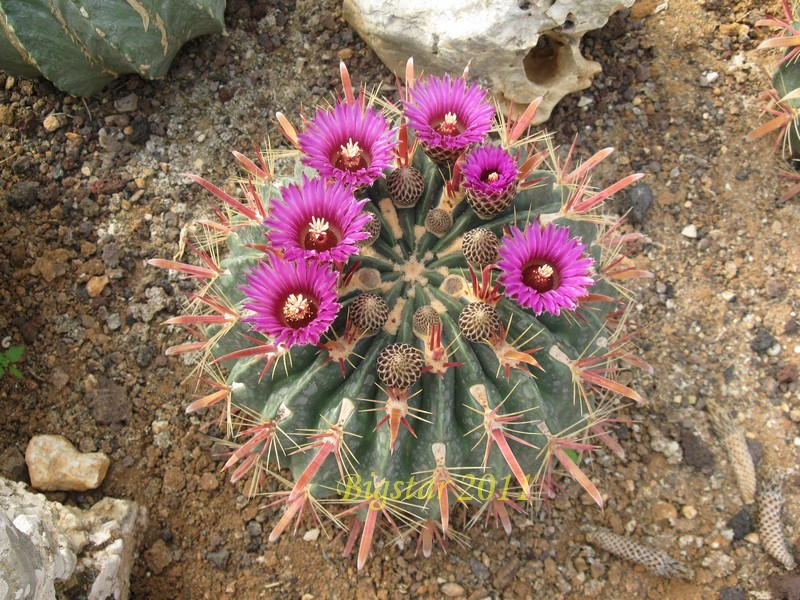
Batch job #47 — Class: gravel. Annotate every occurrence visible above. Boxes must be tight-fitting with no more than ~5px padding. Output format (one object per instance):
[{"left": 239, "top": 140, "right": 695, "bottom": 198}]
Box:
[{"left": 1, "top": 0, "right": 798, "bottom": 598}]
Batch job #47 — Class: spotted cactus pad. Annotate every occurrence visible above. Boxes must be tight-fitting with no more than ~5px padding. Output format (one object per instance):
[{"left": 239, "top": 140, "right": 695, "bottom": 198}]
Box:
[{"left": 150, "top": 60, "right": 650, "bottom": 570}]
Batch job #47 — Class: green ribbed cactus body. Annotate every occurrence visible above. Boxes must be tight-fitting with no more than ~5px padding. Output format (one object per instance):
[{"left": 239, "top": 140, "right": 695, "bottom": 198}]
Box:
[
  {"left": 0, "top": 0, "right": 225, "bottom": 95},
  {"left": 207, "top": 153, "right": 618, "bottom": 522},
  {"left": 152, "top": 66, "right": 648, "bottom": 567},
  {"left": 774, "top": 45, "right": 800, "bottom": 158}
]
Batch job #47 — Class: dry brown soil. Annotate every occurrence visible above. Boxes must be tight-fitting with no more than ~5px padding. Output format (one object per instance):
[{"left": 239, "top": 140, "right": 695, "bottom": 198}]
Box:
[{"left": 1, "top": 0, "right": 799, "bottom": 598}]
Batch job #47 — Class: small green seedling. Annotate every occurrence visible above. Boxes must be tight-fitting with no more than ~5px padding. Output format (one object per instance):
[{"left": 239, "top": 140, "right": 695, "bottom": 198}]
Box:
[{"left": 0, "top": 346, "right": 24, "bottom": 379}]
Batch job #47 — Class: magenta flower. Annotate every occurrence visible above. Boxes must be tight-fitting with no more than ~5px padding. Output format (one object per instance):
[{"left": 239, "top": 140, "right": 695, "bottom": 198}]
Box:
[
  {"left": 298, "top": 101, "right": 396, "bottom": 188},
  {"left": 497, "top": 223, "right": 594, "bottom": 315},
  {"left": 403, "top": 74, "right": 495, "bottom": 163},
  {"left": 265, "top": 175, "right": 371, "bottom": 263},
  {"left": 241, "top": 257, "right": 340, "bottom": 347},
  {"left": 462, "top": 144, "right": 519, "bottom": 219}
]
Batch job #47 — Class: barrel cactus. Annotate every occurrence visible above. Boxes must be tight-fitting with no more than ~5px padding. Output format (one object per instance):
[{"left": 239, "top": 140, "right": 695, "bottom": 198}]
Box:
[
  {"left": 151, "top": 61, "right": 650, "bottom": 569},
  {"left": 0, "top": 0, "right": 225, "bottom": 96},
  {"left": 751, "top": 0, "right": 800, "bottom": 165}
]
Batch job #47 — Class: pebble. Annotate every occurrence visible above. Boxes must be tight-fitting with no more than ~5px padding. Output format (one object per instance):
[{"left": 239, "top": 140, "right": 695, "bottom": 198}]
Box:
[
  {"left": 6, "top": 181, "right": 39, "bottom": 210},
  {"left": 652, "top": 500, "right": 678, "bottom": 523},
  {"left": 681, "top": 224, "right": 698, "bottom": 238},
  {"left": 86, "top": 275, "right": 109, "bottom": 297},
  {"left": 681, "top": 505, "right": 698, "bottom": 519},
  {"left": 199, "top": 472, "right": 219, "bottom": 491},
  {"left": 163, "top": 466, "right": 186, "bottom": 494},
  {"left": 206, "top": 549, "right": 230, "bottom": 569},
  {"left": 106, "top": 313, "right": 121, "bottom": 331},
  {"left": 114, "top": 93, "right": 139, "bottom": 113},
  {"left": 0, "top": 446, "right": 27, "bottom": 481},
  {"left": 719, "top": 587, "right": 745, "bottom": 600},
  {"left": 727, "top": 508, "right": 753, "bottom": 541},
  {"left": 102, "top": 243, "right": 121, "bottom": 268},
  {"left": 303, "top": 528, "right": 320, "bottom": 541},
  {"left": 88, "top": 381, "right": 131, "bottom": 424},
  {"left": 98, "top": 127, "right": 123, "bottom": 153},
  {"left": 25, "top": 434, "right": 110, "bottom": 491},
  {"left": 624, "top": 182, "right": 655, "bottom": 225},
  {"left": 750, "top": 328, "right": 777, "bottom": 354},
  {"left": 145, "top": 539, "right": 173, "bottom": 575},
  {"left": 766, "top": 280, "right": 786, "bottom": 298},
  {"left": 441, "top": 582, "right": 465, "bottom": 597},
  {"left": 679, "top": 429, "right": 715, "bottom": 473},
  {"left": 246, "top": 520, "right": 262, "bottom": 537},
  {"left": 493, "top": 557, "right": 519, "bottom": 589},
  {"left": 469, "top": 556, "right": 490, "bottom": 580},
  {"left": 0, "top": 104, "right": 14, "bottom": 125},
  {"left": 42, "top": 113, "right": 64, "bottom": 132}
]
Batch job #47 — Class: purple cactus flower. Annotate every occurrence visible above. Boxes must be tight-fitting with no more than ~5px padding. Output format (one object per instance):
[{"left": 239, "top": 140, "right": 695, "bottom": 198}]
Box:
[
  {"left": 265, "top": 175, "right": 371, "bottom": 263},
  {"left": 242, "top": 257, "right": 340, "bottom": 347},
  {"left": 497, "top": 223, "right": 594, "bottom": 315},
  {"left": 462, "top": 144, "right": 519, "bottom": 200},
  {"left": 403, "top": 74, "right": 494, "bottom": 162},
  {"left": 298, "top": 101, "right": 396, "bottom": 188}
]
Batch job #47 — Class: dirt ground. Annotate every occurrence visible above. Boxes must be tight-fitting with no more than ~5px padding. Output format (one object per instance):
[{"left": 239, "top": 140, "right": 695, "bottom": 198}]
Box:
[{"left": 1, "top": 0, "right": 799, "bottom": 598}]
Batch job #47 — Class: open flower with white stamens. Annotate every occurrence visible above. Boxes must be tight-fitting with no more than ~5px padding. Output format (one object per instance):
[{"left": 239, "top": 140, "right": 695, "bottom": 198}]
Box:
[
  {"left": 241, "top": 257, "right": 340, "bottom": 347},
  {"left": 298, "top": 101, "right": 396, "bottom": 188},
  {"left": 265, "top": 175, "right": 371, "bottom": 264},
  {"left": 497, "top": 223, "right": 595, "bottom": 315},
  {"left": 403, "top": 74, "right": 495, "bottom": 164}
]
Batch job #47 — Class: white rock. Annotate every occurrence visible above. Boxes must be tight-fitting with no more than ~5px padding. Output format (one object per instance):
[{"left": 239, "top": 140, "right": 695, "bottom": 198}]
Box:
[
  {"left": 343, "top": 0, "right": 634, "bottom": 123},
  {"left": 681, "top": 224, "right": 697, "bottom": 238},
  {"left": 0, "top": 477, "right": 146, "bottom": 600},
  {"left": 0, "top": 509, "right": 51, "bottom": 600},
  {"left": 26, "top": 435, "right": 110, "bottom": 492},
  {"left": 303, "top": 528, "right": 320, "bottom": 541}
]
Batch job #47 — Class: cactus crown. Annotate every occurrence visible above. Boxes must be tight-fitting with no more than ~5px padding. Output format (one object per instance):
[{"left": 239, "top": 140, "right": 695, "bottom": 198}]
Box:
[{"left": 151, "top": 60, "right": 650, "bottom": 570}]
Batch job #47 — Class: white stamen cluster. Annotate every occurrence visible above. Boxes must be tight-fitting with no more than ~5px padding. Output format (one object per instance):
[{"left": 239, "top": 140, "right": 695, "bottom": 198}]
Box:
[
  {"left": 309, "top": 216, "right": 330, "bottom": 235},
  {"left": 340, "top": 138, "right": 361, "bottom": 158},
  {"left": 284, "top": 293, "right": 310, "bottom": 317}
]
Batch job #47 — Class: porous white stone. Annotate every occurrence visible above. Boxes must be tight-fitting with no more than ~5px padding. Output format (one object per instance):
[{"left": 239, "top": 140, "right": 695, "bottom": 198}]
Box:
[
  {"left": 0, "top": 477, "right": 146, "bottom": 600},
  {"left": 343, "top": 0, "right": 635, "bottom": 122},
  {"left": 25, "top": 435, "right": 110, "bottom": 492}
]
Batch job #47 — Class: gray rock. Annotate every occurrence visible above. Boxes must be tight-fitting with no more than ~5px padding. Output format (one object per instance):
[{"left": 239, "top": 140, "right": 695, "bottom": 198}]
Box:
[
  {"left": 6, "top": 181, "right": 39, "bottom": 211},
  {"left": 719, "top": 586, "right": 745, "bottom": 600},
  {"left": 469, "top": 556, "right": 490, "bottom": 580},
  {"left": 623, "top": 182, "right": 655, "bottom": 225},
  {"left": 206, "top": 549, "right": 230, "bottom": 569},
  {"left": 102, "top": 243, "right": 121, "bottom": 269},
  {"left": 727, "top": 508, "right": 752, "bottom": 541},
  {"left": 750, "top": 328, "right": 777, "bottom": 354}
]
